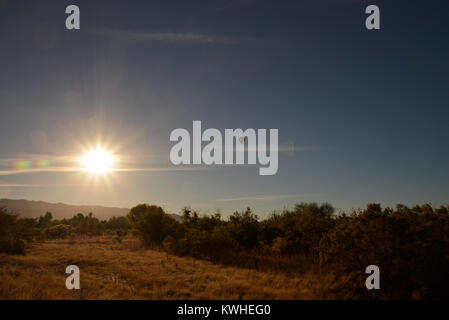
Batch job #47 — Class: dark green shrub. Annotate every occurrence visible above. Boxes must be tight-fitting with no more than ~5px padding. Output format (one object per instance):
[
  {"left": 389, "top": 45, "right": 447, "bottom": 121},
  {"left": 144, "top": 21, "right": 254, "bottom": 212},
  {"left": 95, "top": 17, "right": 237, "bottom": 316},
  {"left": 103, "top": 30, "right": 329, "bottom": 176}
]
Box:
[
  {"left": 104, "top": 216, "right": 129, "bottom": 232},
  {"left": 228, "top": 207, "right": 260, "bottom": 250},
  {"left": 66, "top": 213, "right": 102, "bottom": 236},
  {"left": 177, "top": 226, "right": 238, "bottom": 263},
  {"left": 44, "top": 224, "right": 75, "bottom": 239},
  {"left": 115, "top": 229, "right": 127, "bottom": 243},
  {"left": 127, "top": 204, "right": 180, "bottom": 246},
  {"left": 37, "top": 211, "right": 53, "bottom": 229},
  {"left": 0, "top": 209, "right": 37, "bottom": 254},
  {"left": 320, "top": 204, "right": 449, "bottom": 299},
  {"left": 259, "top": 203, "right": 335, "bottom": 257}
]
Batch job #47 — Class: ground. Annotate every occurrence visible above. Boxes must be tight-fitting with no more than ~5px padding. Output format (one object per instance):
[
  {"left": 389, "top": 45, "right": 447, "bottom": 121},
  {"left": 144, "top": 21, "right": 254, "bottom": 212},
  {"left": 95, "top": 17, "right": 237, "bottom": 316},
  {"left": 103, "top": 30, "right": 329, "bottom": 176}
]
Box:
[{"left": 0, "top": 236, "right": 324, "bottom": 299}]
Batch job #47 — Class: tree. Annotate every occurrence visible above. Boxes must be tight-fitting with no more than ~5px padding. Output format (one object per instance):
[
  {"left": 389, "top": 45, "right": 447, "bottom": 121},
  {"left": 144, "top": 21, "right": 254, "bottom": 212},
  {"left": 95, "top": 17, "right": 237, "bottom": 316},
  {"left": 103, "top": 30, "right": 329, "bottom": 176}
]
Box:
[
  {"left": 228, "top": 207, "right": 260, "bottom": 249},
  {"left": 37, "top": 211, "right": 53, "bottom": 229},
  {"left": 0, "top": 209, "right": 38, "bottom": 254},
  {"left": 127, "top": 204, "right": 179, "bottom": 245}
]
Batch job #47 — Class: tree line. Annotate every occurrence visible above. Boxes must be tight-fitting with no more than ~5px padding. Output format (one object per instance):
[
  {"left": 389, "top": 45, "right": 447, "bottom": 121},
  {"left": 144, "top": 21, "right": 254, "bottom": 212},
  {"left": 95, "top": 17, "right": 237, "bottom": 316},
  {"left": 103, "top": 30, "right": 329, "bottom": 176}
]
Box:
[
  {"left": 126, "top": 202, "right": 449, "bottom": 299},
  {"left": 0, "top": 209, "right": 129, "bottom": 254}
]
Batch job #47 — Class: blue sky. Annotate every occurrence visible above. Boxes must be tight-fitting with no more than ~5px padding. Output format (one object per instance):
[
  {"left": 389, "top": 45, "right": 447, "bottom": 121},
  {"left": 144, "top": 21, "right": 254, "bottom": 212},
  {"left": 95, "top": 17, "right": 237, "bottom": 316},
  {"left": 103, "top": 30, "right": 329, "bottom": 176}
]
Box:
[{"left": 1, "top": 0, "right": 448, "bottom": 217}]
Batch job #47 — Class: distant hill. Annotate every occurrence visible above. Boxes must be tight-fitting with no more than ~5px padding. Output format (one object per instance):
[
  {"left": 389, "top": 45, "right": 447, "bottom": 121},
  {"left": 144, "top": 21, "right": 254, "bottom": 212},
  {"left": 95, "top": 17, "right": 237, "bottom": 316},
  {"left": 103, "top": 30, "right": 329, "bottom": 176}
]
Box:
[{"left": 0, "top": 199, "right": 182, "bottom": 222}]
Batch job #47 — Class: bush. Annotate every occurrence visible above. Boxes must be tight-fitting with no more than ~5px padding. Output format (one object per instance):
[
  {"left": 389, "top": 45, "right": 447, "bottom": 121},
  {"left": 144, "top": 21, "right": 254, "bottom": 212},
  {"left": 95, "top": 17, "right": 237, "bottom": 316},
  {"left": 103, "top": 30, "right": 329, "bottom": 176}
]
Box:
[
  {"left": 0, "top": 209, "right": 38, "bottom": 254},
  {"left": 320, "top": 204, "right": 449, "bottom": 299},
  {"left": 127, "top": 204, "right": 180, "bottom": 246},
  {"left": 228, "top": 208, "right": 260, "bottom": 250},
  {"left": 259, "top": 203, "right": 335, "bottom": 257},
  {"left": 37, "top": 212, "right": 53, "bottom": 229},
  {"left": 104, "top": 216, "right": 129, "bottom": 232},
  {"left": 44, "top": 224, "right": 75, "bottom": 239},
  {"left": 65, "top": 213, "right": 102, "bottom": 236},
  {"left": 176, "top": 226, "right": 238, "bottom": 263}
]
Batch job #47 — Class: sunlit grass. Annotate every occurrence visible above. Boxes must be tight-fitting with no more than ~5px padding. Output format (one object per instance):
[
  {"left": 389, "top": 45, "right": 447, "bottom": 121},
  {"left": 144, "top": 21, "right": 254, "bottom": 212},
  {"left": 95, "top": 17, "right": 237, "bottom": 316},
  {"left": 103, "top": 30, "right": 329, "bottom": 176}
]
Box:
[{"left": 0, "top": 237, "right": 331, "bottom": 300}]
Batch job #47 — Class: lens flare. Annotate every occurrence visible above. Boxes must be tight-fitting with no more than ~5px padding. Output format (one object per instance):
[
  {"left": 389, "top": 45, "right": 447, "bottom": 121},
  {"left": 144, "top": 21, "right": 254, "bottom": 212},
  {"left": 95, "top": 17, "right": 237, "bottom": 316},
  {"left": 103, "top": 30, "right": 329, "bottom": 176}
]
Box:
[
  {"left": 15, "top": 160, "right": 33, "bottom": 170},
  {"left": 37, "top": 160, "right": 51, "bottom": 168}
]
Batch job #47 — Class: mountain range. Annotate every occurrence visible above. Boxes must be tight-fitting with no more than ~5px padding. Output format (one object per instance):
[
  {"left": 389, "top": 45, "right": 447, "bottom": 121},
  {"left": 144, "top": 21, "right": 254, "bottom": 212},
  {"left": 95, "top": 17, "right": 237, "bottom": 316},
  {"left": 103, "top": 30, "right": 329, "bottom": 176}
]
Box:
[{"left": 0, "top": 199, "right": 182, "bottom": 221}]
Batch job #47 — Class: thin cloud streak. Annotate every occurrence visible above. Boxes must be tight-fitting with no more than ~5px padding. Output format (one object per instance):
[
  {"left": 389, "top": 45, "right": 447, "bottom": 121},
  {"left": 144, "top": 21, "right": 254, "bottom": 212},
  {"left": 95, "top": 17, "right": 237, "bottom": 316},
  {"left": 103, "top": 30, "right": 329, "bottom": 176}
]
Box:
[
  {"left": 233, "top": 144, "right": 320, "bottom": 153},
  {"left": 216, "top": 194, "right": 311, "bottom": 202},
  {"left": 112, "top": 167, "right": 213, "bottom": 172},
  {"left": 0, "top": 183, "right": 85, "bottom": 188},
  {"left": 95, "top": 28, "right": 238, "bottom": 45},
  {"left": 0, "top": 154, "right": 74, "bottom": 166},
  {"left": 0, "top": 167, "right": 80, "bottom": 176},
  {"left": 0, "top": 166, "right": 213, "bottom": 176}
]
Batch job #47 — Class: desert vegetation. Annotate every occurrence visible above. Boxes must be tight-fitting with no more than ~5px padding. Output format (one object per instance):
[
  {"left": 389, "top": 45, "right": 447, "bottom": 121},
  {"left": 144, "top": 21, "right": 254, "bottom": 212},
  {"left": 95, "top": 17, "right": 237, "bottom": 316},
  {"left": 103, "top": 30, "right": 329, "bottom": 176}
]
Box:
[{"left": 1, "top": 202, "right": 448, "bottom": 299}]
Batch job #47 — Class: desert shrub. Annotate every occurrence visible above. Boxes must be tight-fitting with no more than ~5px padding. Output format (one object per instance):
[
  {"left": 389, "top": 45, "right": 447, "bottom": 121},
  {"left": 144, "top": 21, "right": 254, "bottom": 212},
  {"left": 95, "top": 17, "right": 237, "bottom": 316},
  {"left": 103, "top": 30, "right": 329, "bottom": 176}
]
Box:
[
  {"left": 48, "top": 214, "right": 130, "bottom": 236},
  {"left": 195, "top": 212, "right": 224, "bottom": 232},
  {"left": 228, "top": 208, "right": 260, "bottom": 250},
  {"left": 127, "top": 204, "right": 180, "bottom": 246},
  {"left": 170, "top": 204, "right": 336, "bottom": 266},
  {"left": 104, "top": 216, "right": 129, "bottom": 232},
  {"left": 115, "top": 230, "right": 126, "bottom": 243},
  {"left": 0, "top": 209, "right": 38, "bottom": 254},
  {"left": 175, "top": 226, "right": 238, "bottom": 263},
  {"left": 44, "top": 224, "right": 75, "bottom": 239},
  {"left": 258, "top": 203, "right": 335, "bottom": 257},
  {"left": 320, "top": 204, "right": 449, "bottom": 299},
  {"left": 269, "top": 236, "right": 290, "bottom": 255},
  {"left": 181, "top": 207, "right": 199, "bottom": 225},
  {"left": 162, "top": 235, "right": 177, "bottom": 252},
  {"left": 65, "top": 213, "right": 103, "bottom": 236},
  {"left": 283, "top": 203, "right": 335, "bottom": 256},
  {"left": 37, "top": 212, "right": 54, "bottom": 229},
  {"left": 259, "top": 212, "right": 283, "bottom": 246}
]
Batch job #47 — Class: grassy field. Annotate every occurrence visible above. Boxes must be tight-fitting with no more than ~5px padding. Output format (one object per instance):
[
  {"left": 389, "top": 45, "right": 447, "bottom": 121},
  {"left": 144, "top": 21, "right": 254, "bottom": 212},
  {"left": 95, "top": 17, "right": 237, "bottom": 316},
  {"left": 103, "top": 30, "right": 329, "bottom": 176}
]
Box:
[{"left": 0, "top": 236, "right": 331, "bottom": 300}]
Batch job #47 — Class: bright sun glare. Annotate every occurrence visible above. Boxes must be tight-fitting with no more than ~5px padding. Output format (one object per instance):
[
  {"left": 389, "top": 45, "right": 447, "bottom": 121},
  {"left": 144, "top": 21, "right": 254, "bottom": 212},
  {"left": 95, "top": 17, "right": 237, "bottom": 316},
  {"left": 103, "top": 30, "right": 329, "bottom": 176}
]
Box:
[{"left": 81, "top": 149, "right": 115, "bottom": 173}]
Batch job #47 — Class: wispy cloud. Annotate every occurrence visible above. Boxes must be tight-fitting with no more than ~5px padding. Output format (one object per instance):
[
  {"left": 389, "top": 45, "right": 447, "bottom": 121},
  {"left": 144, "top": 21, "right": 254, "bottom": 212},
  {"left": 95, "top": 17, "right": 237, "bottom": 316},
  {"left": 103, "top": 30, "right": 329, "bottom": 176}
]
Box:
[
  {"left": 0, "top": 167, "right": 80, "bottom": 176},
  {"left": 0, "top": 154, "right": 71, "bottom": 165},
  {"left": 0, "top": 184, "right": 40, "bottom": 187},
  {"left": 0, "top": 183, "right": 83, "bottom": 188},
  {"left": 216, "top": 194, "right": 310, "bottom": 202},
  {"left": 237, "top": 144, "right": 319, "bottom": 153},
  {"left": 95, "top": 28, "right": 237, "bottom": 45},
  {"left": 111, "top": 167, "right": 213, "bottom": 173},
  {"left": 0, "top": 166, "right": 213, "bottom": 176}
]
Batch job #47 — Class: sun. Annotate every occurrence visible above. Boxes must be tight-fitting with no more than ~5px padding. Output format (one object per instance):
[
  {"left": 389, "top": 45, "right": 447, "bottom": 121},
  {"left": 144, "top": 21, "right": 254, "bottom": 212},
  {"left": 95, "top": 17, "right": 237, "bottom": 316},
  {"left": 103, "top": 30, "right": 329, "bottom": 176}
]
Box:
[{"left": 81, "top": 148, "right": 115, "bottom": 173}]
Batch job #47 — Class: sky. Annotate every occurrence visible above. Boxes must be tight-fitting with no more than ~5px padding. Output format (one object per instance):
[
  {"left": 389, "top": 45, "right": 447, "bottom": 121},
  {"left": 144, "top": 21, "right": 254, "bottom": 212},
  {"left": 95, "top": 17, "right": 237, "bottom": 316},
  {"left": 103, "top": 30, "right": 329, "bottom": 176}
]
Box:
[{"left": 0, "top": 0, "right": 448, "bottom": 217}]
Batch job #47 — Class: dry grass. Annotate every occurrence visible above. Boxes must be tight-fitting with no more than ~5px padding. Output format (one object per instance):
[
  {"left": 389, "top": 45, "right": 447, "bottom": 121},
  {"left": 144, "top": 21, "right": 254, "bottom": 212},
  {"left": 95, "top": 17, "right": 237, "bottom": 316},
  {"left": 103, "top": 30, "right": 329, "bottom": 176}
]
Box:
[{"left": 0, "top": 236, "right": 335, "bottom": 300}]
